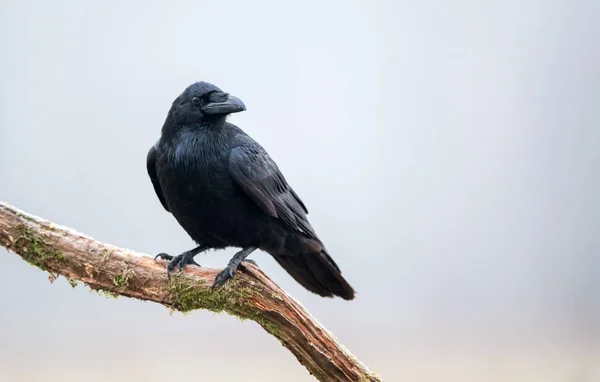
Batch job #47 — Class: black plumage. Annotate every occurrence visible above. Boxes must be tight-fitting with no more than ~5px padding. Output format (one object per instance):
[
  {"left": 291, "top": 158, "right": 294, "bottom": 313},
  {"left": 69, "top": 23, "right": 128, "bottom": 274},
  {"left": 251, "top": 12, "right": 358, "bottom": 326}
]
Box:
[{"left": 147, "top": 81, "right": 355, "bottom": 300}]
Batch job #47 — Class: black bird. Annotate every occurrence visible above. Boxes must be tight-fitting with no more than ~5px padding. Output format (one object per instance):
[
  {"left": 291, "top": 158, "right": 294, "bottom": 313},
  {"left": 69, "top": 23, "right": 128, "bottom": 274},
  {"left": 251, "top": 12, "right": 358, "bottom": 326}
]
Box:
[{"left": 146, "top": 81, "right": 355, "bottom": 300}]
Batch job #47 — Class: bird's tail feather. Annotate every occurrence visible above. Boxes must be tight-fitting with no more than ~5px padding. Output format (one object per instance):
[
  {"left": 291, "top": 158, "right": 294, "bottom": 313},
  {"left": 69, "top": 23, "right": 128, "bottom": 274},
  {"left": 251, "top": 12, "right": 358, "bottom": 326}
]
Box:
[{"left": 273, "top": 251, "right": 355, "bottom": 300}]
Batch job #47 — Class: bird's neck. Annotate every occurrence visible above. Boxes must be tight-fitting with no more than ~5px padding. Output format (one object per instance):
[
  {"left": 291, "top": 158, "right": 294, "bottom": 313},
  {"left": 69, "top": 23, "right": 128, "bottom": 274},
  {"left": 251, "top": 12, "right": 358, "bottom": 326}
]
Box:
[
  {"left": 161, "top": 114, "right": 227, "bottom": 137},
  {"left": 175, "top": 121, "right": 229, "bottom": 147}
]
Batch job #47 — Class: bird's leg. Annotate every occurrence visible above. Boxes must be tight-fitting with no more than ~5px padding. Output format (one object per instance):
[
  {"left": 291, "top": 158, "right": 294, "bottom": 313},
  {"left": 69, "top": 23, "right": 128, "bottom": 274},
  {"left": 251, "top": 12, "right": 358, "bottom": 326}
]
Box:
[
  {"left": 154, "top": 245, "right": 209, "bottom": 278},
  {"left": 212, "top": 246, "right": 257, "bottom": 290}
]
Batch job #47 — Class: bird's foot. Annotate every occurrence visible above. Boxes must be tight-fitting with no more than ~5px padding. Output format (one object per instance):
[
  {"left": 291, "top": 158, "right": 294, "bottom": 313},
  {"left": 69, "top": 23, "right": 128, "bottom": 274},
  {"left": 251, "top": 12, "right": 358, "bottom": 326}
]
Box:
[
  {"left": 154, "top": 252, "right": 201, "bottom": 279},
  {"left": 211, "top": 247, "right": 257, "bottom": 290},
  {"left": 242, "top": 259, "right": 258, "bottom": 267},
  {"left": 212, "top": 266, "right": 235, "bottom": 290}
]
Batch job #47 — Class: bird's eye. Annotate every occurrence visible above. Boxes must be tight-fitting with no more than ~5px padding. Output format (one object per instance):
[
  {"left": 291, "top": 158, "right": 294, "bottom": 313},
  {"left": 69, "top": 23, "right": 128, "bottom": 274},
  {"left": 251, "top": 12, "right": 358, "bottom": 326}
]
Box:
[{"left": 192, "top": 97, "right": 200, "bottom": 105}]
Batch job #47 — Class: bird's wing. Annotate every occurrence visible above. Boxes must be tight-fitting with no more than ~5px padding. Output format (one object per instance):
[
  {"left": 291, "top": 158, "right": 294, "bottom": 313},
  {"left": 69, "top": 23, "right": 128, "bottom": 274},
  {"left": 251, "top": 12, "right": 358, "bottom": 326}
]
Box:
[
  {"left": 228, "top": 136, "right": 318, "bottom": 240},
  {"left": 146, "top": 144, "right": 170, "bottom": 212}
]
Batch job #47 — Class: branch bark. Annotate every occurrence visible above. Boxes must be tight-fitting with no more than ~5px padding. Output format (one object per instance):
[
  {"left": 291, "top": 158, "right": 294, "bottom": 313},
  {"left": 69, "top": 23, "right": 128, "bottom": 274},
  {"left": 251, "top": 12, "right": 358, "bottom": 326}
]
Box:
[{"left": 0, "top": 201, "right": 380, "bottom": 382}]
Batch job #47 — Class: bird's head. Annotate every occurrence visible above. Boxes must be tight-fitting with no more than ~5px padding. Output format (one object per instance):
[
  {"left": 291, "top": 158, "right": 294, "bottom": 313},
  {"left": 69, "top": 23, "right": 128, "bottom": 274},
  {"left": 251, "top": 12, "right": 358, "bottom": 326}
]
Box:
[{"left": 167, "top": 81, "right": 246, "bottom": 127}]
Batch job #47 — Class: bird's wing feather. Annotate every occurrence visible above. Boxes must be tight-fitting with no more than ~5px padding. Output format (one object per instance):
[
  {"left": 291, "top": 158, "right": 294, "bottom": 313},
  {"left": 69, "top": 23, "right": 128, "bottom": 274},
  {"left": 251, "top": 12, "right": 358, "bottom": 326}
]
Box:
[
  {"left": 146, "top": 144, "right": 170, "bottom": 212},
  {"left": 228, "top": 135, "right": 317, "bottom": 240}
]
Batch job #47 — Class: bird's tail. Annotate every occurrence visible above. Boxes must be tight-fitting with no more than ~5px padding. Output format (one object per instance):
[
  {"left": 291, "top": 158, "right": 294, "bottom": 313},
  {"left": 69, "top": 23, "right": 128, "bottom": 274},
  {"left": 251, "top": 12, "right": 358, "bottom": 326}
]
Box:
[{"left": 273, "top": 250, "right": 355, "bottom": 300}]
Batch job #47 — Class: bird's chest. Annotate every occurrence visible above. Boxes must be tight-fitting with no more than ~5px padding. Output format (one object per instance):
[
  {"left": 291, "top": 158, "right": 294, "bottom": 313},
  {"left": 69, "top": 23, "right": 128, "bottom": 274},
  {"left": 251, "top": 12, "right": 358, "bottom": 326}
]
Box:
[{"left": 158, "top": 134, "right": 233, "bottom": 209}]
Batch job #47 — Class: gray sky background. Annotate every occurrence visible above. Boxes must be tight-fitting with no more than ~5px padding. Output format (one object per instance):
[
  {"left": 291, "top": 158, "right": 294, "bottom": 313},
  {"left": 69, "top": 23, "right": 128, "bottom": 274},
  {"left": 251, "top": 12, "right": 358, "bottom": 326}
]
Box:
[{"left": 1, "top": 0, "right": 598, "bottom": 381}]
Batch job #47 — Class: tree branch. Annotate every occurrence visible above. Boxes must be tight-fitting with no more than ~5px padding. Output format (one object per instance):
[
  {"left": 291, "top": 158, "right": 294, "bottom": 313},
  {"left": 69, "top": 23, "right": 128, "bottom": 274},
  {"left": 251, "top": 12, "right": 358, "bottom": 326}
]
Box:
[{"left": 0, "top": 201, "right": 380, "bottom": 382}]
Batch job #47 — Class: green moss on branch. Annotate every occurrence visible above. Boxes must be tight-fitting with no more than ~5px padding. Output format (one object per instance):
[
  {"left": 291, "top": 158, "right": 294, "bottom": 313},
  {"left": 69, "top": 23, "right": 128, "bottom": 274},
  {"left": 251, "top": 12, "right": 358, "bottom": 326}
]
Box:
[
  {"left": 14, "top": 224, "right": 66, "bottom": 271},
  {"left": 166, "top": 274, "right": 285, "bottom": 341},
  {"left": 112, "top": 265, "right": 132, "bottom": 290}
]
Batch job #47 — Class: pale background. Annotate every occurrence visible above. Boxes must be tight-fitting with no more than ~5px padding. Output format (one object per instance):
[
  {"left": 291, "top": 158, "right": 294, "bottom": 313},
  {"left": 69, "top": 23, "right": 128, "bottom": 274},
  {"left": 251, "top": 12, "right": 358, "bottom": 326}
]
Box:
[{"left": 1, "top": 0, "right": 599, "bottom": 381}]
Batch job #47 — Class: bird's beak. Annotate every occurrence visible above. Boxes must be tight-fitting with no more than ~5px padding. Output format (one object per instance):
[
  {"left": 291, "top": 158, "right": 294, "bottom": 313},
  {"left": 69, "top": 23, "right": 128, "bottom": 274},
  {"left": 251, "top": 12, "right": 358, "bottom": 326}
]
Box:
[{"left": 202, "top": 94, "right": 246, "bottom": 115}]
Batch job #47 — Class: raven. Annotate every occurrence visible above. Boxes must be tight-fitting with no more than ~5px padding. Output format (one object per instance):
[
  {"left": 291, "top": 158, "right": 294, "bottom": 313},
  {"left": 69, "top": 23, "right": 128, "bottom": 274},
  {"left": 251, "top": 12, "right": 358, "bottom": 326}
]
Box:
[{"left": 147, "top": 81, "right": 355, "bottom": 300}]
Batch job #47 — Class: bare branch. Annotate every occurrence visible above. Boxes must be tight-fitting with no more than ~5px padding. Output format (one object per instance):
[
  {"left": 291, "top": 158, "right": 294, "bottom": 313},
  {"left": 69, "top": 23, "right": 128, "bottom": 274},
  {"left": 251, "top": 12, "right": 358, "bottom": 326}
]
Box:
[{"left": 0, "top": 201, "right": 380, "bottom": 382}]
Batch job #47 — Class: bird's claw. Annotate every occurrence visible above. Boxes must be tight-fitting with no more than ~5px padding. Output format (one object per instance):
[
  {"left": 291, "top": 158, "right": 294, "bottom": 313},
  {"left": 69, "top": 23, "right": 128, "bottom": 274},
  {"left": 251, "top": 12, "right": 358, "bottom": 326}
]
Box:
[
  {"left": 211, "top": 259, "right": 256, "bottom": 290},
  {"left": 242, "top": 259, "right": 258, "bottom": 267},
  {"left": 154, "top": 253, "right": 173, "bottom": 261},
  {"left": 212, "top": 267, "right": 235, "bottom": 290},
  {"left": 154, "top": 252, "right": 201, "bottom": 279}
]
